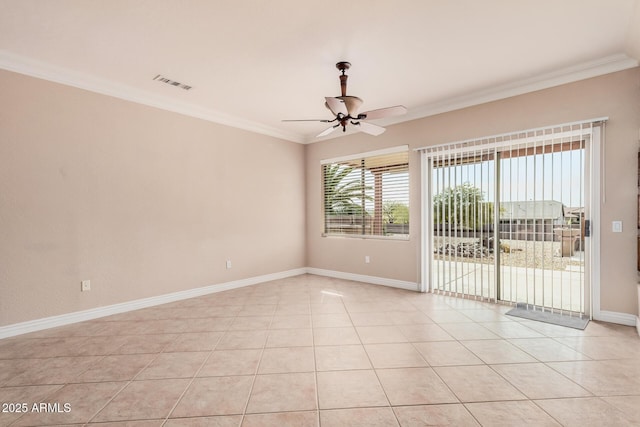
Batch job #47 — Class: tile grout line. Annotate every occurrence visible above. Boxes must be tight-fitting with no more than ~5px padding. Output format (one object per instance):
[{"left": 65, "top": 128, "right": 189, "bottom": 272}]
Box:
[
  {"left": 7, "top": 321, "right": 186, "bottom": 425},
  {"left": 307, "top": 283, "right": 322, "bottom": 427},
  {"left": 3, "top": 275, "right": 640, "bottom": 425},
  {"left": 237, "top": 296, "right": 277, "bottom": 425},
  {"left": 85, "top": 344, "right": 167, "bottom": 424},
  {"left": 405, "top": 299, "right": 471, "bottom": 422},
  {"left": 342, "top": 298, "right": 400, "bottom": 425},
  {"left": 7, "top": 345, "right": 124, "bottom": 426},
  {"left": 160, "top": 299, "right": 243, "bottom": 425},
  {"left": 421, "top": 299, "right": 525, "bottom": 423},
  {"left": 479, "top": 309, "right": 596, "bottom": 425}
]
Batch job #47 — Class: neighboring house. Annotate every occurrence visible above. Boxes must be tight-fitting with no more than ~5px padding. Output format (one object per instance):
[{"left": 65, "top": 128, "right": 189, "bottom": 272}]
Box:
[
  {"left": 498, "top": 200, "right": 568, "bottom": 241},
  {"left": 564, "top": 206, "right": 584, "bottom": 224}
]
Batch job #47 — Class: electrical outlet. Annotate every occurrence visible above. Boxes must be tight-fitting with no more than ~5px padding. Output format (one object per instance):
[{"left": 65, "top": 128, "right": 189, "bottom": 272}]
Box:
[
  {"left": 226, "top": 260, "right": 232, "bottom": 269},
  {"left": 81, "top": 280, "right": 91, "bottom": 292},
  {"left": 365, "top": 256, "right": 370, "bottom": 264}
]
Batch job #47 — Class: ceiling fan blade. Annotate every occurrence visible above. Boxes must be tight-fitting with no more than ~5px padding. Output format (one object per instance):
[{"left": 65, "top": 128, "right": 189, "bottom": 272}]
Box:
[
  {"left": 355, "top": 122, "right": 386, "bottom": 136},
  {"left": 282, "top": 119, "right": 333, "bottom": 122},
  {"left": 360, "top": 105, "right": 407, "bottom": 120},
  {"left": 325, "top": 97, "right": 348, "bottom": 116},
  {"left": 317, "top": 125, "right": 339, "bottom": 138}
]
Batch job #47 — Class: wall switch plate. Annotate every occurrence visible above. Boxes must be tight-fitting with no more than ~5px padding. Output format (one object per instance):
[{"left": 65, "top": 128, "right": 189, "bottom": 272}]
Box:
[
  {"left": 365, "top": 256, "right": 370, "bottom": 264},
  {"left": 81, "top": 280, "right": 91, "bottom": 292},
  {"left": 612, "top": 221, "right": 623, "bottom": 233},
  {"left": 226, "top": 260, "right": 232, "bottom": 269}
]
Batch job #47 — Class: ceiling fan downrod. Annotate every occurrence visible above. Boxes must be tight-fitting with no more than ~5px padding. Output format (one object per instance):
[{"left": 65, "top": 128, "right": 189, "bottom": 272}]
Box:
[{"left": 336, "top": 61, "right": 350, "bottom": 97}]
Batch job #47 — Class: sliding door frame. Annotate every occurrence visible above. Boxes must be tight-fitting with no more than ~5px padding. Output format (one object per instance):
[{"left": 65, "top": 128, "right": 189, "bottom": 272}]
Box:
[{"left": 418, "top": 119, "right": 605, "bottom": 321}]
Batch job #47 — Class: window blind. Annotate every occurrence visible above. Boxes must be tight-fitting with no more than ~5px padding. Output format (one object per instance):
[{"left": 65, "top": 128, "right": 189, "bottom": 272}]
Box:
[
  {"left": 417, "top": 118, "right": 605, "bottom": 318},
  {"left": 322, "top": 146, "right": 409, "bottom": 238}
]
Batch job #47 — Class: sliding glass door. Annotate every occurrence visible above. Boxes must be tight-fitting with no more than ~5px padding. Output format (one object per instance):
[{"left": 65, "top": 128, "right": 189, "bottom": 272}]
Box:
[{"left": 422, "top": 121, "right": 601, "bottom": 318}]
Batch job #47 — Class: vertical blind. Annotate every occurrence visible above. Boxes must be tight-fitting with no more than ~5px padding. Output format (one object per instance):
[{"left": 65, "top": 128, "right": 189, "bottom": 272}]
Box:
[
  {"left": 418, "top": 119, "right": 605, "bottom": 318},
  {"left": 321, "top": 146, "right": 409, "bottom": 238}
]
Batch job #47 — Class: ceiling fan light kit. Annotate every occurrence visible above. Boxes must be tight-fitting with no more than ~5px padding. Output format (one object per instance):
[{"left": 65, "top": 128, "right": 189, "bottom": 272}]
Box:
[{"left": 284, "top": 61, "right": 407, "bottom": 138}]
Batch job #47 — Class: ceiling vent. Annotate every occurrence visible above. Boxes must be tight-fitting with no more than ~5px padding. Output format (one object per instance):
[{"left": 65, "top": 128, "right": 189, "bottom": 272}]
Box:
[{"left": 153, "top": 74, "right": 192, "bottom": 91}]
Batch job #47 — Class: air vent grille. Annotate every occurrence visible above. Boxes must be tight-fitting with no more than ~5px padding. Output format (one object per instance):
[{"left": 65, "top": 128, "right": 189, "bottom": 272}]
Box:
[{"left": 153, "top": 74, "right": 192, "bottom": 91}]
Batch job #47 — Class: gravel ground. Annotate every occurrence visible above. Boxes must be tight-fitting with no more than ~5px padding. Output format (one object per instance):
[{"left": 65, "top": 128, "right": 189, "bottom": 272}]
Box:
[{"left": 433, "top": 236, "right": 584, "bottom": 271}]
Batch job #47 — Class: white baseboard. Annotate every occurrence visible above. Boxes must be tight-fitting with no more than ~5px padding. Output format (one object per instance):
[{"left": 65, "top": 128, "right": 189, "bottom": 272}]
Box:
[
  {"left": 636, "top": 316, "right": 640, "bottom": 337},
  {"left": 0, "top": 268, "right": 306, "bottom": 339},
  {"left": 1, "top": 267, "right": 633, "bottom": 339},
  {"left": 593, "top": 310, "right": 638, "bottom": 327},
  {"left": 305, "top": 267, "right": 419, "bottom": 292}
]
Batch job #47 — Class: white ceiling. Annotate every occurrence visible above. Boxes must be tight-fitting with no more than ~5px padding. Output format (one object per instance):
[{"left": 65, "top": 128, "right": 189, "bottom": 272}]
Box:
[{"left": 1, "top": 0, "right": 639, "bottom": 143}]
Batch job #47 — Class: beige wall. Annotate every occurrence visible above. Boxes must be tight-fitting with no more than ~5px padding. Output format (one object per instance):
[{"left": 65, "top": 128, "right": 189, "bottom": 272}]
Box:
[
  {"left": 1, "top": 67, "right": 639, "bottom": 327},
  {"left": 305, "top": 139, "right": 422, "bottom": 284},
  {"left": 306, "top": 67, "right": 640, "bottom": 316},
  {"left": 0, "top": 70, "right": 306, "bottom": 327}
]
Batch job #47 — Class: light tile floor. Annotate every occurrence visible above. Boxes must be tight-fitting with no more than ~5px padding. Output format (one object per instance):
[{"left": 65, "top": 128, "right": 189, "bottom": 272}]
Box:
[{"left": 1, "top": 274, "right": 639, "bottom": 426}]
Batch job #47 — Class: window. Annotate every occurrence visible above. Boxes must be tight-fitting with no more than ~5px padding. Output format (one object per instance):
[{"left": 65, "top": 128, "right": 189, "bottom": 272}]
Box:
[{"left": 322, "top": 146, "right": 409, "bottom": 238}]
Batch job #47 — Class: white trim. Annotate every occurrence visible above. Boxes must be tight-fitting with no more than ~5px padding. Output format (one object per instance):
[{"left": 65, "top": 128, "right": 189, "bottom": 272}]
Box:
[
  {"left": 397, "top": 54, "right": 636, "bottom": 140},
  {"left": 590, "top": 126, "right": 602, "bottom": 321},
  {"left": 320, "top": 145, "right": 409, "bottom": 165},
  {"left": 593, "top": 310, "right": 638, "bottom": 327},
  {"left": 305, "top": 267, "right": 419, "bottom": 292},
  {"left": 0, "top": 268, "right": 306, "bottom": 339},
  {"left": 321, "top": 233, "right": 410, "bottom": 241},
  {"left": 1, "top": 51, "right": 635, "bottom": 145},
  {"left": 0, "top": 266, "right": 635, "bottom": 339},
  {"left": 420, "top": 152, "right": 431, "bottom": 293},
  {"left": 0, "top": 51, "right": 305, "bottom": 144},
  {"left": 420, "top": 152, "right": 427, "bottom": 293},
  {"left": 0, "top": 267, "right": 420, "bottom": 339}
]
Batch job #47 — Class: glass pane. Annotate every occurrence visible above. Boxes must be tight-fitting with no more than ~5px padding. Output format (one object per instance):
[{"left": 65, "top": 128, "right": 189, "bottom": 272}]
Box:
[{"left": 323, "top": 151, "right": 409, "bottom": 237}]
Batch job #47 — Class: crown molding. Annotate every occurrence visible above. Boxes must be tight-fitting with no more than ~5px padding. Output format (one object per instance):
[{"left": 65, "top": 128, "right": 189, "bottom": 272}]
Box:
[
  {"left": 1, "top": 51, "right": 635, "bottom": 145},
  {"left": 0, "top": 50, "right": 306, "bottom": 144},
  {"left": 311, "top": 53, "right": 639, "bottom": 143},
  {"left": 405, "top": 53, "right": 638, "bottom": 123}
]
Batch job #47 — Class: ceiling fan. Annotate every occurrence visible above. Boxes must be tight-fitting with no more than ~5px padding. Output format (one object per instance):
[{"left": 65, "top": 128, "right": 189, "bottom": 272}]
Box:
[{"left": 284, "top": 62, "right": 407, "bottom": 138}]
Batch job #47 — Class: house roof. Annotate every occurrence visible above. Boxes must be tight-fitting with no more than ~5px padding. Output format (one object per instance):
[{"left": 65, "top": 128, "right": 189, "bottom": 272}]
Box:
[{"left": 500, "top": 200, "right": 565, "bottom": 220}]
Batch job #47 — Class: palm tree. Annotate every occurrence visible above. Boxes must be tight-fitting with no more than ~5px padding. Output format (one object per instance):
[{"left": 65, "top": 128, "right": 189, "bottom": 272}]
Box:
[{"left": 323, "top": 164, "right": 371, "bottom": 215}]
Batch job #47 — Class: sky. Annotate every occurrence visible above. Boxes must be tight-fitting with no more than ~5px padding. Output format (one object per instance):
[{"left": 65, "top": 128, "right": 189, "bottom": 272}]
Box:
[{"left": 432, "top": 148, "right": 585, "bottom": 208}]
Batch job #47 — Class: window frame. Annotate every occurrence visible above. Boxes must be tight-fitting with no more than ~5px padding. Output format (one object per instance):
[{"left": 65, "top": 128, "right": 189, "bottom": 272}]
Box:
[{"left": 321, "top": 145, "right": 410, "bottom": 240}]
